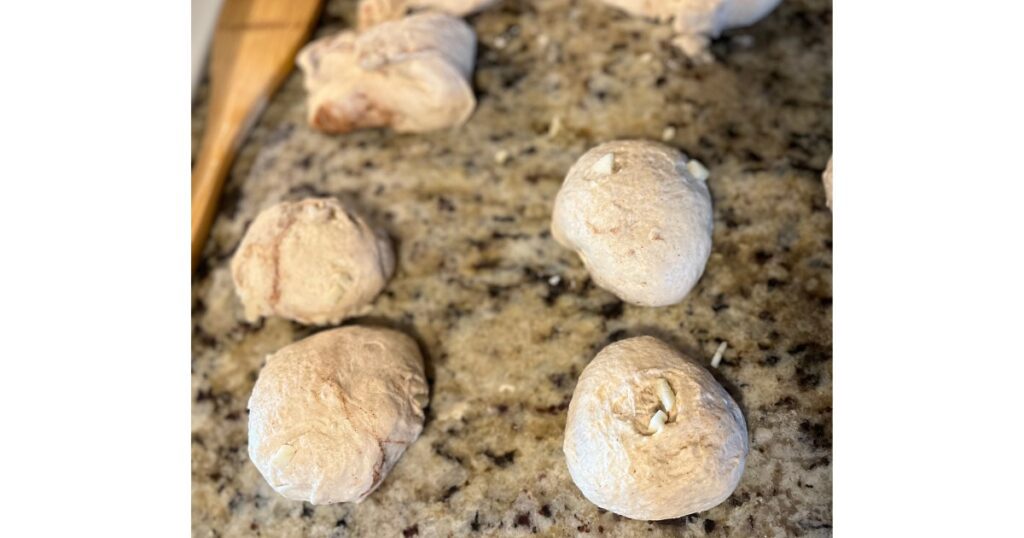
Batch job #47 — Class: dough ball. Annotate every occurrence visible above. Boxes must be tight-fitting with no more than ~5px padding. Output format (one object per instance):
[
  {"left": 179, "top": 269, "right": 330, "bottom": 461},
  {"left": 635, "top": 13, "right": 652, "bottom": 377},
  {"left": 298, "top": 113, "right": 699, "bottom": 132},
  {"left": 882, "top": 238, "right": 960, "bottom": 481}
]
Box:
[
  {"left": 551, "top": 140, "right": 713, "bottom": 307},
  {"left": 296, "top": 12, "right": 476, "bottom": 134},
  {"left": 357, "top": 0, "right": 499, "bottom": 29},
  {"left": 563, "top": 336, "right": 748, "bottom": 520},
  {"left": 230, "top": 198, "right": 395, "bottom": 325},
  {"left": 596, "top": 0, "right": 782, "bottom": 60},
  {"left": 247, "top": 326, "right": 429, "bottom": 504}
]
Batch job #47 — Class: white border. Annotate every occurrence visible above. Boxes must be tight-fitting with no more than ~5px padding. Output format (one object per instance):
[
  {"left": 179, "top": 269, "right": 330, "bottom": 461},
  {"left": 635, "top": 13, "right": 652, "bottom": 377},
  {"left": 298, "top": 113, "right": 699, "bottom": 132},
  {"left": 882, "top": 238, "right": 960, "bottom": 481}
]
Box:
[
  {"left": 0, "top": 0, "right": 1022, "bottom": 535},
  {"left": 835, "top": 1, "right": 1024, "bottom": 535},
  {"left": 1, "top": 1, "right": 189, "bottom": 536}
]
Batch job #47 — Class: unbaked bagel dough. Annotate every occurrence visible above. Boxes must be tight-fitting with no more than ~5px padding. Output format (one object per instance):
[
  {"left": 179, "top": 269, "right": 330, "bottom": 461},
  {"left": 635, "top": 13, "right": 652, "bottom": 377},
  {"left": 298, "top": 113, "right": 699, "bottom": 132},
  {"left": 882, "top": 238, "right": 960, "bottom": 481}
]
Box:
[
  {"left": 247, "top": 326, "right": 429, "bottom": 504},
  {"left": 563, "top": 336, "right": 748, "bottom": 520},
  {"left": 551, "top": 140, "right": 713, "bottom": 307},
  {"left": 231, "top": 198, "right": 394, "bottom": 325}
]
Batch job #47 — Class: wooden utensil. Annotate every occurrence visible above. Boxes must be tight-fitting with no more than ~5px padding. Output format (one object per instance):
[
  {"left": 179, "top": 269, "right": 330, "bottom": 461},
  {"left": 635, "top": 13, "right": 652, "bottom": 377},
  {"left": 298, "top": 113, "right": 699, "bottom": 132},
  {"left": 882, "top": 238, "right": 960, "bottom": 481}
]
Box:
[{"left": 191, "top": 0, "right": 322, "bottom": 271}]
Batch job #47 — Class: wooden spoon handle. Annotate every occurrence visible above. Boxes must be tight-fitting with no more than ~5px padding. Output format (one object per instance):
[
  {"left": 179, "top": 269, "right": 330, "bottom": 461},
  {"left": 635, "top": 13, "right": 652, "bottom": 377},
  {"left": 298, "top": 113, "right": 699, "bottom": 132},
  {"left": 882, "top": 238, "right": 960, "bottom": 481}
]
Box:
[
  {"left": 191, "top": 106, "right": 245, "bottom": 270},
  {"left": 191, "top": 0, "right": 323, "bottom": 272}
]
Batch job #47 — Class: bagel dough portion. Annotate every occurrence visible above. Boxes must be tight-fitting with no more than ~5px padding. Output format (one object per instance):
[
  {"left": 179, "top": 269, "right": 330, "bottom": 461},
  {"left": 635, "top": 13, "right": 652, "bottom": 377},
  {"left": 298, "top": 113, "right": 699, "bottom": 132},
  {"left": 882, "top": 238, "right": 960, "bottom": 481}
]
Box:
[
  {"left": 597, "top": 0, "right": 782, "bottom": 61},
  {"left": 563, "top": 336, "right": 748, "bottom": 520},
  {"left": 247, "top": 326, "right": 429, "bottom": 504},
  {"left": 296, "top": 12, "right": 477, "bottom": 134},
  {"left": 357, "top": 0, "right": 499, "bottom": 29},
  {"left": 551, "top": 140, "right": 713, "bottom": 307},
  {"left": 230, "top": 198, "right": 395, "bottom": 325}
]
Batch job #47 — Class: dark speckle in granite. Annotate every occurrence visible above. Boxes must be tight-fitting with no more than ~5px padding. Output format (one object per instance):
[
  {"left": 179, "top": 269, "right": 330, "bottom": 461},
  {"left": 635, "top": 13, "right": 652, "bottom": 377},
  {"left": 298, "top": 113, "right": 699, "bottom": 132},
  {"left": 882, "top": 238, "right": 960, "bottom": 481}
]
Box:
[
  {"left": 484, "top": 449, "right": 518, "bottom": 468},
  {"left": 598, "top": 300, "right": 624, "bottom": 319},
  {"left": 192, "top": 0, "right": 832, "bottom": 535},
  {"left": 441, "top": 484, "right": 462, "bottom": 501}
]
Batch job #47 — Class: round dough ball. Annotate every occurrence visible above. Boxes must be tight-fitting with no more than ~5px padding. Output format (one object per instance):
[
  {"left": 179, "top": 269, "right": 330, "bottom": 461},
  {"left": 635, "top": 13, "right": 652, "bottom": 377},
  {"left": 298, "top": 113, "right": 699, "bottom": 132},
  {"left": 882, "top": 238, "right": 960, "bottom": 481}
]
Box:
[
  {"left": 248, "top": 326, "right": 429, "bottom": 504},
  {"left": 296, "top": 13, "right": 477, "bottom": 134},
  {"left": 563, "top": 336, "right": 748, "bottom": 520},
  {"left": 595, "top": 0, "right": 781, "bottom": 60},
  {"left": 231, "top": 198, "right": 395, "bottom": 325},
  {"left": 551, "top": 140, "right": 713, "bottom": 307}
]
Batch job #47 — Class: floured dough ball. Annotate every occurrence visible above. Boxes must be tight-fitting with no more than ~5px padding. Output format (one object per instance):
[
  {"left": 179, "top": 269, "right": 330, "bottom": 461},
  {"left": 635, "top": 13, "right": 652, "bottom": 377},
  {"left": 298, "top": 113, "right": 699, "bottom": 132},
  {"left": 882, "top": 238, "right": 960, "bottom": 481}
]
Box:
[
  {"left": 598, "top": 0, "right": 781, "bottom": 61},
  {"left": 296, "top": 12, "right": 476, "bottom": 134},
  {"left": 823, "top": 156, "right": 833, "bottom": 209},
  {"left": 248, "top": 326, "right": 429, "bottom": 504},
  {"left": 357, "top": 0, "right": 499, "bottom": 29},
  {"left": 231, "top": 198, "right": 394, "bottom": 325},
  {"left": 551, "top": 140, "right": 713, "bottom": 307},
  {"left": 563, "top": 336, "right": 748, "bottom": 520}
]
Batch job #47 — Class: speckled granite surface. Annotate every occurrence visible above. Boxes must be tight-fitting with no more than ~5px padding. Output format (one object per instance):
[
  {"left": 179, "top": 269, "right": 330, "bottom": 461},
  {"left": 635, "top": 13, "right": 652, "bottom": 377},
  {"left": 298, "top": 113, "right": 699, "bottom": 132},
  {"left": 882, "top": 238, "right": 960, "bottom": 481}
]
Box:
[{"left": 191, "top": 0, "right": 832, "bottom": 536}]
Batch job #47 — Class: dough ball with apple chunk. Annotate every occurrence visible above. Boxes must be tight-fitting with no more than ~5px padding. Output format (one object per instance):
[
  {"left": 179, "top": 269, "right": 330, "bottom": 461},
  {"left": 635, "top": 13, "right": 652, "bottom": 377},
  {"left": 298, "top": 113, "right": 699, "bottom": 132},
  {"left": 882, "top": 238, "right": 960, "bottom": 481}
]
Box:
[
  {"left": 230, "top": 197, "right": 394, "bottom": 325},
  {"left": 551, "top": 140, "right": 713, "bottom": 307},
  {"left": 563, "top": 336, "right": 748, "bottom": 520},
  {"left": 247, "top": 326, "right": 429, "bottom": 505}
]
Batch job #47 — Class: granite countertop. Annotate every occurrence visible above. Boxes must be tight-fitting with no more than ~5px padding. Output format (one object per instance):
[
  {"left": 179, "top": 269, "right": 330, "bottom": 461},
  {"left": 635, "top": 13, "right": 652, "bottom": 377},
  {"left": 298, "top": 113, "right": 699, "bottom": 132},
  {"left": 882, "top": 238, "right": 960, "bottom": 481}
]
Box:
[{"left": 191, "top": 0, "right": 832, "bottom": 536}]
